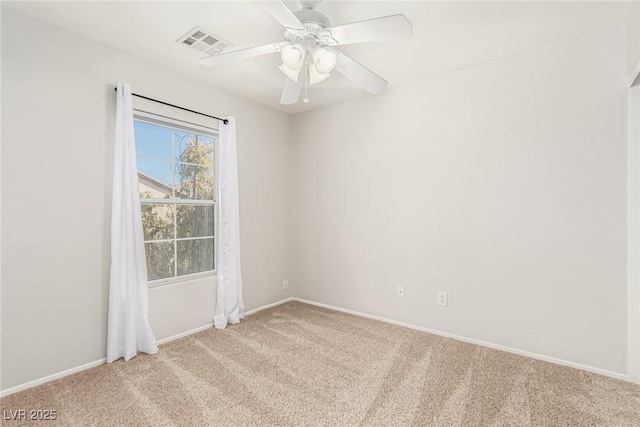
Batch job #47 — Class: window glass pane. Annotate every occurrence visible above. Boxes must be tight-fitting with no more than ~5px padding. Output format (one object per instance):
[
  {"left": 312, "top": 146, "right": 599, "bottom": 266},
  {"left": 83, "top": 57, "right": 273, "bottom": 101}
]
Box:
[
  {"left": 138, "top": 158, "right": 173, "bottom": 199},
  {"left": 177, "top": 205, "right": 214, "bottom": 238},
  {"left": 177, "top": 238, "right": 214, "bottom": 276},
  {"left": 145, "top": 241, "right": 175, "bottom": 280},
  {"left": 134, "top": 121, "right": 172, "bottom": 160},
  {"left": 174, "top": 164, "right": 214, "bottom": 200},
  {"left": 135, "top": 118, "right": 217, "bottom": 284},
  {"left": 141, "top": 204, "right": 175, "bottom": 241},
  {"left": 175, "top": 131, "right": 214, "bottom": 166}
]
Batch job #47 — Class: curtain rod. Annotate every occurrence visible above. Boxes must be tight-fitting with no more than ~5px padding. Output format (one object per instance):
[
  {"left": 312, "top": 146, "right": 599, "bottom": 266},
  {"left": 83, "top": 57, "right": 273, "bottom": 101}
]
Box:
[{"left": 113, "top": 87, "right": 228, "bottom": 125}]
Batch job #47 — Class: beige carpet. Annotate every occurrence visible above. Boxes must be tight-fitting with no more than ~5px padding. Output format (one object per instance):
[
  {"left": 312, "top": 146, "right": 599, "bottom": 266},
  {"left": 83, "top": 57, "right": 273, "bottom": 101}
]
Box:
[{"left": 2, "top": 301, "right": 639, "bottom": 426}]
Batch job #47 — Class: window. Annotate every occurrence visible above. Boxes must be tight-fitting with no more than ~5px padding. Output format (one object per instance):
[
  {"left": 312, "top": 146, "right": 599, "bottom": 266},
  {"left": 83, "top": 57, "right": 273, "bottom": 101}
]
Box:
[{"left": 134, "top": 115, "right": 216, "bottom": 285}]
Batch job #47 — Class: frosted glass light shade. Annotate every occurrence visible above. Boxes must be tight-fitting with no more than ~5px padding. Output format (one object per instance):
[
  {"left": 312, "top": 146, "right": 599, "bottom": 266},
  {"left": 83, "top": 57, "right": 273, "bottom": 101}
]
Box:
[
  {"left": 280, "top": 44, "right": 305, "bottom": 70},
  {"left": 311, "top": 47, "right": 337, "bottom": 74},
  {"left": 279, "top": 64, "right": 301, "bottom": 81},
  {"left": 309, "top": 65, "right": 330, "bottom": 84}
]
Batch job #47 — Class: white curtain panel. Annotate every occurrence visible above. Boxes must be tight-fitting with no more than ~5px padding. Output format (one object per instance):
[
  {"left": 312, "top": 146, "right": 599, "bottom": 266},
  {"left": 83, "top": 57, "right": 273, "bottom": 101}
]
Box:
[
  {"left": 214, "top": 117, "right": 245, "bottom": 329},
  {"left": 107, "top": 82, "right": 158, "bottom": 363}
]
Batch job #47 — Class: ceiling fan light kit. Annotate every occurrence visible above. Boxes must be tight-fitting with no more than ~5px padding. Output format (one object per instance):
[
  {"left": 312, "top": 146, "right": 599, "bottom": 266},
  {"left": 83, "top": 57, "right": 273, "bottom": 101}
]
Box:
[{"left": 200, "top": 0, "right": 412, "bottom": 106}]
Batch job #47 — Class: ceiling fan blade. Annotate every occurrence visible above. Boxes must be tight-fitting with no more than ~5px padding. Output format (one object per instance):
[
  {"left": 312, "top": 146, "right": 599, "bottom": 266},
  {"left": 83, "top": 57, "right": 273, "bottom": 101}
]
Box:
[
  {"left": 253, "top": 0, "right": 306, "bottom": 33},
  {"left": 200, "top": 43, "right": 281, "bottom": 68},
  {"left": 319, "top": 14, "right": 412, "bottom": 46},
  {"left": 280, "top": 70, "right": 306, "bottom": 105},
  {"left": 334, "top": 52, "right": 387, "bottom": 94}
]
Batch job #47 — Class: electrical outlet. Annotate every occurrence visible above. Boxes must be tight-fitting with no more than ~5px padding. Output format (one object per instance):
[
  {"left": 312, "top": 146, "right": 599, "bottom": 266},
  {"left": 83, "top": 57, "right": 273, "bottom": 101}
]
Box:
[
  {"left": 397, "top": 285, "right": 405, "bottom": 299},
  {"left": 283, "top": 280, "right": 289, "bottom": 290},
  {"left": 438, "top": 291, "right": 448, "bottom": 306}
]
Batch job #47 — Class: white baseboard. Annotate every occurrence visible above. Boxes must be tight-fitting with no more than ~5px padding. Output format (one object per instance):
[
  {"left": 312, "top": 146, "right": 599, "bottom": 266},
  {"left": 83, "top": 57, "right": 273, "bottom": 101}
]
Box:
[
  {"left": 245, "top": 297, "right": 294, "bottom": 316},
  {"left": 291, "top": 297, "right": 629, "bottom": 382},
  {"left": 158, "top": 297, "right": 294, "bottom": 345},
  {"left": 0, "top": 297, "right": 296, "bottom": 398},
  {"left": 0, "top": 358, "right": 107, "bottom": 398},
  {"left": 156, "top": 324, "right": 213, "bottom": 345},
  {"left": 1, "top": 295, "right": 628, "bottom": 398}
]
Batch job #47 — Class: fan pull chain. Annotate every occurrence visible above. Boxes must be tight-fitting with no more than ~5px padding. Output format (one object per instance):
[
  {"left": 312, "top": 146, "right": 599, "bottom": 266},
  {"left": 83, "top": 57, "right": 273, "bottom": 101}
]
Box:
[{"left": 303, "top": 66, "right": 310, "bottom": 104}]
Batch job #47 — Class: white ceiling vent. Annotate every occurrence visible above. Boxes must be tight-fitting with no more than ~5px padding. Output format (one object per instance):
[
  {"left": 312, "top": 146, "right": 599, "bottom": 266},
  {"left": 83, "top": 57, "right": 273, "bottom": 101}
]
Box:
[{"left": 178, "top": 26, "right": 232, "bottom": 56}]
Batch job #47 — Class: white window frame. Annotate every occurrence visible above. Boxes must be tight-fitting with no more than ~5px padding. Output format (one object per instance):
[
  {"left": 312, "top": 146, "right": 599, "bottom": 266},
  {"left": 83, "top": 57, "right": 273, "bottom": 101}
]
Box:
[{"left": 134, "top": 110, "right": 219, "bottom": 287}]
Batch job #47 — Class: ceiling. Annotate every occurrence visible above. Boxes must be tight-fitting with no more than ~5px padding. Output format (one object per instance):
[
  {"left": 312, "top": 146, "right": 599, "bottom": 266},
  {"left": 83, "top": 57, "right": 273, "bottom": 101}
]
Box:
[{"left": 4, "top": 0, "right": 633, "bottom": 114}]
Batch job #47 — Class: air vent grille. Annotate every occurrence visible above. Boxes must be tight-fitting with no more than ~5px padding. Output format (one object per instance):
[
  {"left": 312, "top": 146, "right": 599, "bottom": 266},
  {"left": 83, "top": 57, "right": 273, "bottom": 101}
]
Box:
[{"left": 178, "top": 26, "right": 232, "bottom": 56}]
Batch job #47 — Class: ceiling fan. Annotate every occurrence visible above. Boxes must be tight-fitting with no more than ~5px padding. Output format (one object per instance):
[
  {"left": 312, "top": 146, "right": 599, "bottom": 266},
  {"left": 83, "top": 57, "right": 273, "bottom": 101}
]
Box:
[{"left": 200, "top": 0, "right": 412, "bottom": 105}]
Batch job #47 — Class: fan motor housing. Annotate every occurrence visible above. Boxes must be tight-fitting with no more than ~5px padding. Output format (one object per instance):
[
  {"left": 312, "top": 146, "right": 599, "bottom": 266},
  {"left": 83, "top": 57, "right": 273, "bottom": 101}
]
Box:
[
  {"left": 285, "top": 9, "right": 331, "bottom": 45},
  {"left": 294, "top": 9, "right": 331, "bottom": 29}
]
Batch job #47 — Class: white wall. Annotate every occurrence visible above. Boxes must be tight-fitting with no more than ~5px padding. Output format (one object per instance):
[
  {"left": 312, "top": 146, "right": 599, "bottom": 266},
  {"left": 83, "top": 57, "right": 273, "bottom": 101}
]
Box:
[
  {"left": 291, "top": 26, "right": 629, "bottom": 375},
  {"left": 627, "top": 1, "right": 639, "bottom": 78},
  {"left": 629, "top": 82, "right": 640, "bottom": 383},
  {"left": 1, "top": 9, "right": 292, "bottom": 390}
]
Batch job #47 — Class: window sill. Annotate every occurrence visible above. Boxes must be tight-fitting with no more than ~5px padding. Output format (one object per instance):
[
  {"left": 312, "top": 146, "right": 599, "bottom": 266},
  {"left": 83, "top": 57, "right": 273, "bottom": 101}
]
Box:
[{"left": 148, "top": 271, "right": 216, "bottom": 289}]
